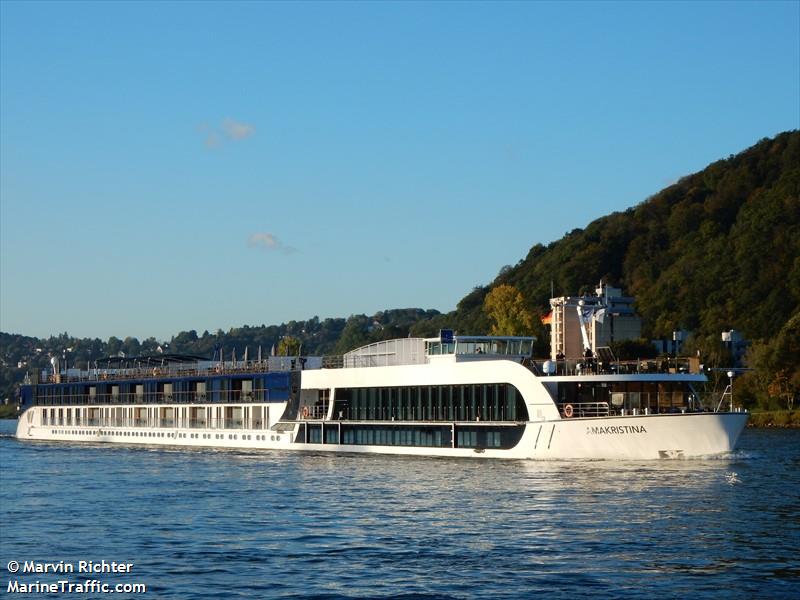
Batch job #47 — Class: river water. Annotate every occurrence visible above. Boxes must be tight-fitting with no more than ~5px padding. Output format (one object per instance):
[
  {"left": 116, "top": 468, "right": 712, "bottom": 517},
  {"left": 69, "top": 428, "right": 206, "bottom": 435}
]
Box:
[{"left": 1, "top": 420, "right": 798, "bottom": 599}]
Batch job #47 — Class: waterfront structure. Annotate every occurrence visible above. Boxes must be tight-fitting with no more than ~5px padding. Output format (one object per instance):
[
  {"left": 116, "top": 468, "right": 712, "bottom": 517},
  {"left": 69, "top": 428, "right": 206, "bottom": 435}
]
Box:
[
  {"left": 16, "top": 333, "right": 748, "bottom": 459},
  {"left": 721, "top": 329, "right": 749, "bottom": 367}
]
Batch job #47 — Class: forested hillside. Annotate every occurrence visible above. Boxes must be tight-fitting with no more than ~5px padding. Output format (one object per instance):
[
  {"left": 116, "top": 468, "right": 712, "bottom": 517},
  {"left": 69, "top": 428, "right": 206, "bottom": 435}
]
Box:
[
  {"left": 2, "top": 131, "right": 798, "bottom": 409},
  {"left": 409, "top": 131, "right": 800, "bottom": 407}
]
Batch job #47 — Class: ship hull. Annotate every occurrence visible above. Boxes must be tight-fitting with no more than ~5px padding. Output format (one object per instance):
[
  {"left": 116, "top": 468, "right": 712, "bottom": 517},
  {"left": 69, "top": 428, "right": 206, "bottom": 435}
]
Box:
[{"left": 16, "top": 406, "right": 748, "bottom": 460}]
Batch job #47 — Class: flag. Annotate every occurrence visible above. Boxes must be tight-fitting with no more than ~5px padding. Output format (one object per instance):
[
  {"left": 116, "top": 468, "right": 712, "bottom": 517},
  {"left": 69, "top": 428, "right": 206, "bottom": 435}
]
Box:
[
  {"left": 594, "top": 308, "right": 606, "bottom": 324},
  {"left": 541, "top": 312, "right": 553, "bottom": 325},
  {"left": 579, "top": 305, "right": 595, "bottom": 323}
]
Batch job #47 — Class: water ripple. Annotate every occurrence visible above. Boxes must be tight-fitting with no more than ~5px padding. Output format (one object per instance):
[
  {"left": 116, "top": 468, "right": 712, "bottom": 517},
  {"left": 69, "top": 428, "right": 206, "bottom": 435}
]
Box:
[{"left": 1, "top": 423, "right": 798, "bottom": 598}]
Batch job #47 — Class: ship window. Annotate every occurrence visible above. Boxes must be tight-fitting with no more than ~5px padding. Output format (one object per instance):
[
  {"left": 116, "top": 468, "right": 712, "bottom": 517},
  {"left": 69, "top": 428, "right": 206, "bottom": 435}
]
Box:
[{"left": 332, "top": 383, "right": 528, "bottom": 423}]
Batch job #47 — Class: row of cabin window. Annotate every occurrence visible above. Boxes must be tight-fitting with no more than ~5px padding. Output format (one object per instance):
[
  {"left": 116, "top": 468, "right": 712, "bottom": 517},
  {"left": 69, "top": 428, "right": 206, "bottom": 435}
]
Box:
[
  {"left": 305, "top": 424, "right": 518, "bottom": 449},
  {"left": 32, "top": 378, "right": 290, "bottom": 405},
  {"left": 40, "top": 405, "right": 272, "bottom": 429},
  {"left": 333, "top": 384, "right": 528, "bottom": 422}
]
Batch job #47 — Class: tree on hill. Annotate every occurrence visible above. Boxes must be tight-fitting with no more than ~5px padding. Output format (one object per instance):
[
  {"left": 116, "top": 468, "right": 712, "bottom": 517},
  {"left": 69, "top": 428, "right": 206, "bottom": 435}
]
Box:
[
  {"left": 483, "top": 284, "right": 534, "bottom": 336},
  {"left": 277, "top": 336, "right": 302, "bottom": 356}
]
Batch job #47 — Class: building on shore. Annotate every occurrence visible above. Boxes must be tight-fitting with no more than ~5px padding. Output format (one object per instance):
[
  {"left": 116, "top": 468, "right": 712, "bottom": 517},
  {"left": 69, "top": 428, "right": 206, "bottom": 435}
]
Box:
[{"left": 652, "top": 329, "right": 691, "bottom": 356}]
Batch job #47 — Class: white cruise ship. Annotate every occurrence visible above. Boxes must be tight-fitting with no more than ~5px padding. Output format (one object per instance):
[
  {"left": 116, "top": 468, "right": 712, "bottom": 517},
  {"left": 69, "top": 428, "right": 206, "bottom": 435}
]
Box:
[{"left": 15, "top": 333, "right": 748, "bottom": 459}]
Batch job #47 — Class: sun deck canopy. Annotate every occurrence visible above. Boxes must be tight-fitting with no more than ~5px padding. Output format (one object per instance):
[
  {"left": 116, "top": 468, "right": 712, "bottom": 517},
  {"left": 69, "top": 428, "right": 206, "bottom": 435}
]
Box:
[{"left": 341, "top": 335, "right": 536, "bottom": 368}]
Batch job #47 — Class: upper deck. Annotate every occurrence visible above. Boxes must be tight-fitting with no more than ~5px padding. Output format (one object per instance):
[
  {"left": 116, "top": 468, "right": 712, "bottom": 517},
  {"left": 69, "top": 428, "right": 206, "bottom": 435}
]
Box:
[
  {"left": 330, "top": 335, "right": 703, "bottom": 378},
  {"left": 28, "top": 334, "right": 701, "bottom": 386},
  {"left": 32, "top": 354, "right": 317, "bottom": 386}
]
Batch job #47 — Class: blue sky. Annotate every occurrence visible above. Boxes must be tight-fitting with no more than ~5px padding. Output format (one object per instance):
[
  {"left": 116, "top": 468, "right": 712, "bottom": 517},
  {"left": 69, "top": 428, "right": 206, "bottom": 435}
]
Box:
[{"left": 2, "top": 1, "right": 798, "bottom": 340}]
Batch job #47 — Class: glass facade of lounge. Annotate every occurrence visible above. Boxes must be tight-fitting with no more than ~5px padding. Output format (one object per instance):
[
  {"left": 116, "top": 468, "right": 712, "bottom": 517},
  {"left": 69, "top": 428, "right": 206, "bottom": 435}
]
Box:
[
  {"left": 332, "top": 383, "right": 528, "bottom": 422},
  {"left": 555, "top": 381, "right": 702, "bottom": 413}
]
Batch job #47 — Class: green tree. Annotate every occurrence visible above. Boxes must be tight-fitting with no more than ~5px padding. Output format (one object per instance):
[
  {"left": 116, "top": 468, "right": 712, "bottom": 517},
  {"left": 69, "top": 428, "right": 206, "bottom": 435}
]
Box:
[
  {"left": 483, "top": 284, "right": 534, "bottom": 336},
  {"left": 277, "top": 336, "right": 302, "bottom": 356},
  {"left": 333, "top": 315, "right": 370, "bottom": 354}
]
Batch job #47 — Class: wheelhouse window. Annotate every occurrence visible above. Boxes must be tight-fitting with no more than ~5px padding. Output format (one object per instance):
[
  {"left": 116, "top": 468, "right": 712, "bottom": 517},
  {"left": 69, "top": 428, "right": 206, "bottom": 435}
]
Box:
[{"left": 555, "top": 381, "right": 702, "bottom": 414}]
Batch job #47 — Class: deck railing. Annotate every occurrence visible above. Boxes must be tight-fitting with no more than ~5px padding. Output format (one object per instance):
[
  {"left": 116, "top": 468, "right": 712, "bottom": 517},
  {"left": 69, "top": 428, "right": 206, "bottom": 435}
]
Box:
[
  {"left": 533, "top": 357, "right": 701, "bottom": 376},
  {"left": 559, "top": 402, "right": 610, "bottom": 418},
  {"left": 43, "top": 356, "right": 310, "bottom": 384}
]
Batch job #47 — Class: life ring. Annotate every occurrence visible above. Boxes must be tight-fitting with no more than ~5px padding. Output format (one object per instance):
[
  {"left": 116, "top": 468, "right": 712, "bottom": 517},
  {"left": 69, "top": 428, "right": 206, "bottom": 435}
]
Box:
[
  {"left": 214, "top": 365, "right": 222, "bottom": 374},
  {"left": 564, "top": 404, "right": 574, "bottom": 418},
  {"left": 301, "top": 407, "right": 310, "bottom": 419},
  {"left": 152, "top": 368, "right": 161, "bottom": 377}
]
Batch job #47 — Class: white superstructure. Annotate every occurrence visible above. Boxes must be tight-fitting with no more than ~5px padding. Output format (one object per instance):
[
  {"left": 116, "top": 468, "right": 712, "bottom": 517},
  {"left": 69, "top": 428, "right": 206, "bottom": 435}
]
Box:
[{"left": 15, "top": 335, "right": 748, "bottom": 459}]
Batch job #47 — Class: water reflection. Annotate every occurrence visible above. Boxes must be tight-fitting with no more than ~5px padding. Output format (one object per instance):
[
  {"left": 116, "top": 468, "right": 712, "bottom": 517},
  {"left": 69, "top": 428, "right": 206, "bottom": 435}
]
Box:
[{"left": 1, "top": 422, "right": 798, "bottom": 598}]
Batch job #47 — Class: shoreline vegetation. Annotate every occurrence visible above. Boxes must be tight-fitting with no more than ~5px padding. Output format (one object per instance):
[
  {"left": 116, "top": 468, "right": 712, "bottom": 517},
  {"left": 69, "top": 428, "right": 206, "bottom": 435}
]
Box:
[{"left": 745, "top": 410, "right": 800, "bottom": 428}]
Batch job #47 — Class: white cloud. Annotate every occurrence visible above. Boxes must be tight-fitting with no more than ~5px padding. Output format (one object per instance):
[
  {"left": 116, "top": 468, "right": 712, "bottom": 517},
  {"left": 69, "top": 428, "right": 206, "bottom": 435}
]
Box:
[
  {"left": 247, "top": 232, "right": 298, "bottom": 255},
  {"left": 248, "top": 232, "right": 279, "bottom": 249},
  {"left": 222, "top": 118, "right": 255, "bottom": 140},
  {"left": 199, "top": 118, "right": 255, "bottom": 148}
]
